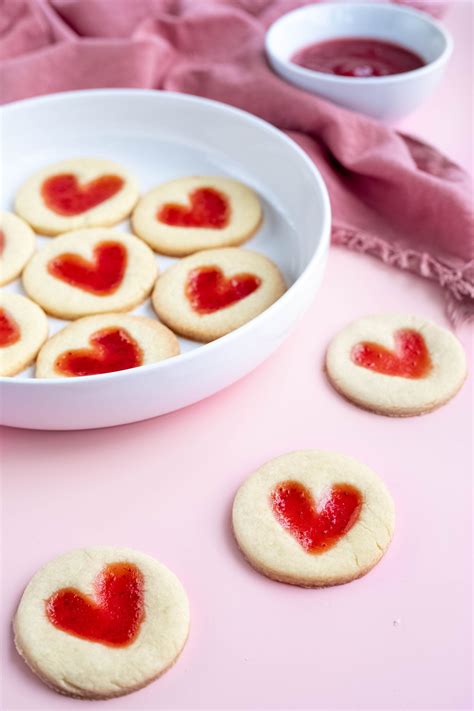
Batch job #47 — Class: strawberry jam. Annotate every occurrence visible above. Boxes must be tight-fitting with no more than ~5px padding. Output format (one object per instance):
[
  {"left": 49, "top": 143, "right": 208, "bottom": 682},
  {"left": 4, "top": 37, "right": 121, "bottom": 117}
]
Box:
[
  {"left": 352, "top": 329, "right": 432, "bottom": 378},
  {"left": 0, "top": 308, "right": 20, "bottom": 347},
  {"left": 186, "top": 266, "right": 261, "bottom": 314},
  {"left": 55, "top": 327, "right": 143, "bottom": 377},
  {"left": 42, "top": 174, "right": 124, "bottom": 216},
  {"left": 158, "top": 188, "right": 230, "bottom": 228},
  {"left": 46, "top": 562, "right": 145, "bottom": 647},
  {"left": 48, "top": 241, "right": 127, "bottom": 295},
  {"left": 271, "top": 481, "right": 362, "bottom": 553},
  {"left": 292, "top": 37, "right": 424, "bottom": 77}
]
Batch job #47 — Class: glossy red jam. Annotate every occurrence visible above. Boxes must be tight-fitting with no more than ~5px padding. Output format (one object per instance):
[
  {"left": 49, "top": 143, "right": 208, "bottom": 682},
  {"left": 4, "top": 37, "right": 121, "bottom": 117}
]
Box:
[
  {"left": 186, "top": 266, "right": 261, "bottom": 314},
  {"left": 352, "top": 329, "right": 432, "bottom": 378},
  {"left": 0, "top": 308, "right": 20, "bottom": 347},
  {"left": 46, "top": 562, "right": 145, "bottom": 647},
  {"left": 271, "top": 481, "right": 362, "bottom": 553},
  {"left": 0, "top": 230, "right": 4, "bottom": 255},
  {"left": 292, "top": 37, "right": 424, "bottom": 77},
  {"left": 55, "top": 327, "right": 143, "bottom": 377},
  {"left": 48, "top": 241, "right": 127, "bottom": 295},
  {"left": 41, "top": 173, "right": 124, "bottom": 216},
  {"left": 158, "top": 188, "right": 230, "bottom": 228}
]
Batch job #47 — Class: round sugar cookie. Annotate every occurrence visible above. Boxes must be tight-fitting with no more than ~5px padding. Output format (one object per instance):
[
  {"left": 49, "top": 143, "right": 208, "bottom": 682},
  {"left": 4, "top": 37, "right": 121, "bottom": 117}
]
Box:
[
  {"left": 0, "top": 211, "right": 36, "bottom": 285},
  {"left": 36, "top": 314, "right": 179, "bottom": 378},
  {"left": 152, "top": 248, "right": 286, "bottom": 342},
  {"left": 0, "top": 292, "right": 48, "bottom": 376},
  {"left": 325, "top": 313, "right": 467, "bottom": 417},
  {"left": 132, "top": 176, "right": 262, "bottom": 256},
  {"left": 14, "top": 546, "right": 190, "bottom": 700},
  {"left": 232, "top": 450, "right": 395, "bottom": 587},
  {"left": 22, "top": 229, "right": 158, "bottom": 319},
  {"left": 15, "top": 158, "right": 139, "bottom": 235}
]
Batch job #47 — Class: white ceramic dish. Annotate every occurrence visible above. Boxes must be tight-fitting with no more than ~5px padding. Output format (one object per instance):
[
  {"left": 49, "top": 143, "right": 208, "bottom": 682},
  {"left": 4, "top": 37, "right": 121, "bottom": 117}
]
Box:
[
  {"left": 265, "top": 2, "right": 452, "bottom": 121},
  {"left": 0, "top": 90, "right": 330, "bottom": 430}
]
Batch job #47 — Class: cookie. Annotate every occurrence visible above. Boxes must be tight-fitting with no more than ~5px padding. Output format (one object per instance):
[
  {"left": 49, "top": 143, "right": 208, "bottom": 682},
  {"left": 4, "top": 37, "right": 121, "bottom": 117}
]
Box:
[
  {"left": 132, "top": 176, "right": 262, "bottom": 256},
  {"left": 14, "top": 546, "right": 190, "bottom": 700},
  {"left": 325, "top": 313, "right": 467, "bottom": 417},
  {"left": 22, "top": 229, "right": 158, "bottom": 319},
  {"left": 152, "top": 248, "right": 286, "bottom": 342},
  {"left": 0, "top": 292, "right": 48, "bottom": 376},
  {"left": 15, "top": 158, "right": 138, "bottom": 235},
  {"left": 36, "top": 313, "right": 179, "bottom": 378},
  {"left": 0, "top": 211, "right": 36, "bottom": 286},
  {"left": 232, "top": 450, "right": 395, "bottom": 587}
]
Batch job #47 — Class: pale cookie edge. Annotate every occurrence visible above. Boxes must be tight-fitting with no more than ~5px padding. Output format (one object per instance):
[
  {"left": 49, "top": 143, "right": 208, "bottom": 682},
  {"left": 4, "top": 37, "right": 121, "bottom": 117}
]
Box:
[
  {"left": 325, "top": 359, "right": 468, "bottom": 418},
  {"left": 13, "top": 618, "right": 189, "bottom": 701}
]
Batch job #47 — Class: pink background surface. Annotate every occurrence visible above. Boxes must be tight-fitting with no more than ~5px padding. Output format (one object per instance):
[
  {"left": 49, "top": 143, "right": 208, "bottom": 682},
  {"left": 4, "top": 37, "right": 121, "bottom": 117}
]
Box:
[{"left": 1, "top": 3, "right": 472, "bottom": 710}]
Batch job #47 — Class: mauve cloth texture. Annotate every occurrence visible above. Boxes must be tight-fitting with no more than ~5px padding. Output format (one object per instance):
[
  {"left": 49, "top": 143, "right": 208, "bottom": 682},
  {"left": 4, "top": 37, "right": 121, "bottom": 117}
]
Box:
[{"left": 1, "top": 0, "right": 472, "bottom": 323}]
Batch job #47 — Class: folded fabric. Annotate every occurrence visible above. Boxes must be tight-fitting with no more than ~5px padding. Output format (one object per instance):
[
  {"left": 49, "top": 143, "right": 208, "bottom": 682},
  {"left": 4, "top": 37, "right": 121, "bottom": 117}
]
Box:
[{"left": 1, "top": 0, "right": 472, "bottom": 323}]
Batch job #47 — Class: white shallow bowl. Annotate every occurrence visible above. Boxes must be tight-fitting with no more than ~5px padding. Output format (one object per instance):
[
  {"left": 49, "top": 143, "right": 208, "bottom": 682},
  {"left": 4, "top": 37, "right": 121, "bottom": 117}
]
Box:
[
  {"left": 265, "top": 2, "right": 452, "bottom": 121},
  {"left": 0, "top": 90, "right": 330, "bottom": 430}
]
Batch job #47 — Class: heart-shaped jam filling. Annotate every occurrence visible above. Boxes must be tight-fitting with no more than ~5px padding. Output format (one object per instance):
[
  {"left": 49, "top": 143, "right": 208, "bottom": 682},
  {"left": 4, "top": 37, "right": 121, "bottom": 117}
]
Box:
[
  {"left": 271, "top": 481, "right": 362, "bottom": 553},
  {"left": 157, "top": 187, "right": 230, "bottom": 229},
  {"left": 352, "top": 329, "right": 432, "bottom": 378},
  {"left": 0, "top": 230, "right": 5, "bottom": 255},
  {"left": 41, "top": 174, "right": 124, "bottom": 216},
  {"left": 0, "top": 308, "right": 20, "bottom": 347},
  {"left": 46, "top": 562, "right": 145, "bottom": 647},
  {"left": 186, "top": 266, "right": 261, "bottom": 314},
  {"left": 55, "top": 327, "right": 143, "bottom": 377},
  {"left": 48, "top": 241, "right": 127, "bottom": 295}
]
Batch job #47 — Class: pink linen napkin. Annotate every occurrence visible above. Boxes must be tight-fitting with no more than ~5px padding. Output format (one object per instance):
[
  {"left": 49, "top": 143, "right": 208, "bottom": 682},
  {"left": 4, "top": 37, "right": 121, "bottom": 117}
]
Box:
[{"left": 1, "top": 0, "right": 472, "bottom": 324}]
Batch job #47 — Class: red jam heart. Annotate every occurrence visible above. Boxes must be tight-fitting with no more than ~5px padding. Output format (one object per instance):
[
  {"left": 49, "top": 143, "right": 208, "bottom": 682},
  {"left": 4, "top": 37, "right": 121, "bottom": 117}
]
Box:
[
  {"left": 351, "top": 329, "right": 432, "bottom": 379},
  {"left": 271, "top": 481, "right": 362, "bottom": 554},
  {"left": 46, "top": 562, "right": 145, "bottom": 647},
  {"left": 186, "top": 266, "right": 261, "bottom": 314},
  {"left": 41, "top": 173, "right": 124, "bottom": 216},
  {"left": 157, "top": 187, "right": 230, "bottom": 228},
  {"left": 0, "top": 230, "right": 4, "bottom": 255},
  {"left": 55, "top": 327, "right": 143, "bottom": 377},
  {"left": 48, "top": 241, "right": 127, "bottom": 295},
  {"left": 0, "top": 308, "right": 21, "bottom": 347}
]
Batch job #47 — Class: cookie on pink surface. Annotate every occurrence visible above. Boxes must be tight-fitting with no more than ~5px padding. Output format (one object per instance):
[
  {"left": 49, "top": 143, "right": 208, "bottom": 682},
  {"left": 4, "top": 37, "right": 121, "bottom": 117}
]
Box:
[
  {"left": 232, "top": 450, "right": 395, "bottom": 587},
  {"left": 325, "top": 313, "right": 467, "bottom": 416},
  {"left": 14, "top": 547, "right": 190, "bottom": 700}
]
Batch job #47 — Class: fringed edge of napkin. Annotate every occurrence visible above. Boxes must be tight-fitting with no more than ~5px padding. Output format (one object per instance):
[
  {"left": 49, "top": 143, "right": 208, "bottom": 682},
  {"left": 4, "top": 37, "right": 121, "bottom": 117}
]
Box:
[{"left": 332, "top": 225, "right": 474, "bottom": 329}]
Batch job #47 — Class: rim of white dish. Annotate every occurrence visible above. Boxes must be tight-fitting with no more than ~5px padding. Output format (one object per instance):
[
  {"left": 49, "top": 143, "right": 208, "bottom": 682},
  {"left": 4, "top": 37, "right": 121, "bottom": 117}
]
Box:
[
  {"left": 0, "top": 89, "right": 331, "bottom": 387},
  {"left": 265, "top": 2, "right": 453, "bottom": 85}
]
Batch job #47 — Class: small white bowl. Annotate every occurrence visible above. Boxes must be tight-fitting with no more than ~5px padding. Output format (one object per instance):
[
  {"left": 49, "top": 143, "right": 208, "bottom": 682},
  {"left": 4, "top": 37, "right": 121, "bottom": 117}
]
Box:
[{"left": 265, "top": 2, "right": 452, "bottom": 121}]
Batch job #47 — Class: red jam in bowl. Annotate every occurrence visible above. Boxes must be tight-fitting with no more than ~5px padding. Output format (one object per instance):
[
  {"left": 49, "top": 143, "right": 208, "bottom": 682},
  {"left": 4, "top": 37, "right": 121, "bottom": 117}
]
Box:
[{"left": 291, "top": 37, "right": 425, "bottom": 77}]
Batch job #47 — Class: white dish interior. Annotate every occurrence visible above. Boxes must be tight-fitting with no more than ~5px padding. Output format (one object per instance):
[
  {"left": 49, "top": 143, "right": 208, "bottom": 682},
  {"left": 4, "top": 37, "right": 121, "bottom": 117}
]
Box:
[{"left": 0, "top": 90, "right": 330, "bottom": 430}]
